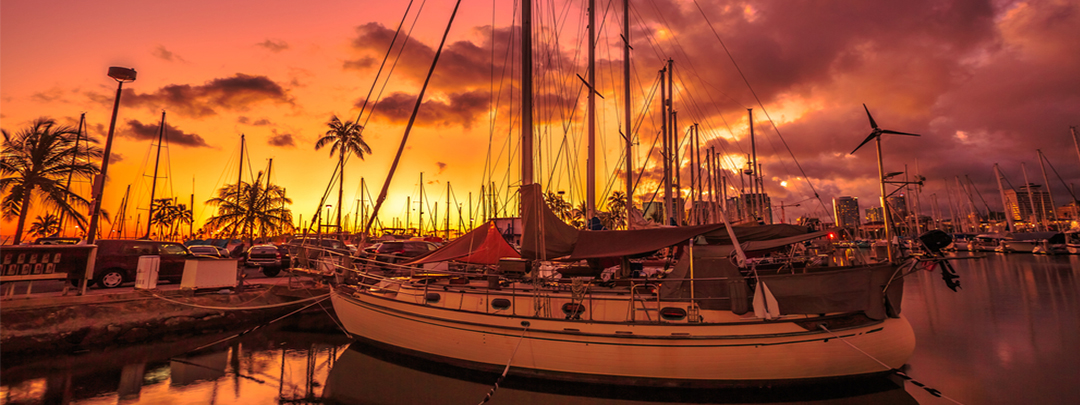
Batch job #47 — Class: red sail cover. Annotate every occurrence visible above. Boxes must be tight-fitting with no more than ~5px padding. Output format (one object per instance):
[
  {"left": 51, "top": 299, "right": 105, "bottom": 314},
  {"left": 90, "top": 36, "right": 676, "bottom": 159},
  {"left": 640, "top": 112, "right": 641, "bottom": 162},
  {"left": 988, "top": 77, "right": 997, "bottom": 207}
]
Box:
[{"left": 407, "top": 221, "right": 520, "bottom": 265}]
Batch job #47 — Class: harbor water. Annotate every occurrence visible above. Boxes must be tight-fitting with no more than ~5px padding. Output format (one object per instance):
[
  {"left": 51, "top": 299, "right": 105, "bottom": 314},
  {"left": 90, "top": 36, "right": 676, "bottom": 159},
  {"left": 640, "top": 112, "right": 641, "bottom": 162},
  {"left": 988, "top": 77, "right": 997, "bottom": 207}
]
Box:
[{"left": 2, "top": 253, "right": 1077, "bottom": 404}]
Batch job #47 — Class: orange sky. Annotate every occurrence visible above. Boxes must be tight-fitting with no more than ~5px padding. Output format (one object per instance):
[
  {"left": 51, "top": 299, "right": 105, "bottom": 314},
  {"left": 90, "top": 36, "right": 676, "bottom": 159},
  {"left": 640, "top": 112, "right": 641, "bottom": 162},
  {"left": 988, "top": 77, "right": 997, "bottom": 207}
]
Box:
[{"left": 3, "top": 0, "right": 1079, "bottom": 240}]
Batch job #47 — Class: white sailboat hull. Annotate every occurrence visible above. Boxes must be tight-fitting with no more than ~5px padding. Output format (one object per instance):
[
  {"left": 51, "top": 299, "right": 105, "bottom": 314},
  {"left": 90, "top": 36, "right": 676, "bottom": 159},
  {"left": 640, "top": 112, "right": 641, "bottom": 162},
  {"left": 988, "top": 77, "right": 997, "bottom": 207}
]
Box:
[{"left": 331, "top": 285, "right": 915, "bottom": 386}]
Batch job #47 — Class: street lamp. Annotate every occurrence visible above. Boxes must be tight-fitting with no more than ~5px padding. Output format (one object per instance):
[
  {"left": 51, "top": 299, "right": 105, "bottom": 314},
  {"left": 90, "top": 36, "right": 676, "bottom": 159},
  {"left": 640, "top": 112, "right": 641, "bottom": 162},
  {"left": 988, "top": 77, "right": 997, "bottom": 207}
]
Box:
[{"left": 86, "top": 67, "right": 136, "bottom": 244}]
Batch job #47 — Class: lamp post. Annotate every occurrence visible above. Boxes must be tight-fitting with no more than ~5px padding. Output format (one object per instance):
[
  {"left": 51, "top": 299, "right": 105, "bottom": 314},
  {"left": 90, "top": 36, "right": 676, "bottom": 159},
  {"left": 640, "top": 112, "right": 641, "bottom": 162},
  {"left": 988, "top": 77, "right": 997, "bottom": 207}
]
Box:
[{"left": 86, "top": 67, "right": 136, "bottom": 244}]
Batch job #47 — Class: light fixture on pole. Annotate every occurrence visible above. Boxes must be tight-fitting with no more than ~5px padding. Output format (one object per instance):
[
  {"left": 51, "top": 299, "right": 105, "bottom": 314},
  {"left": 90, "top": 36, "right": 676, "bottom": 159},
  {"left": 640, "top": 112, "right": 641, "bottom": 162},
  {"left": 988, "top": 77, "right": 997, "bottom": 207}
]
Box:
[{"left": 86, "top": 67, "right": 136, "bottom": 244}]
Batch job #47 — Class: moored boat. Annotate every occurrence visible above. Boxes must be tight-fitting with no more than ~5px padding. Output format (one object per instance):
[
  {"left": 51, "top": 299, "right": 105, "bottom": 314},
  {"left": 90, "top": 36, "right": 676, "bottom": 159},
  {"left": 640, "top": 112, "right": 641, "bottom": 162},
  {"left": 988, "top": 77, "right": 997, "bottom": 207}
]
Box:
[{"left": 328, "top": 185, "right": 957, "bottom": 387}]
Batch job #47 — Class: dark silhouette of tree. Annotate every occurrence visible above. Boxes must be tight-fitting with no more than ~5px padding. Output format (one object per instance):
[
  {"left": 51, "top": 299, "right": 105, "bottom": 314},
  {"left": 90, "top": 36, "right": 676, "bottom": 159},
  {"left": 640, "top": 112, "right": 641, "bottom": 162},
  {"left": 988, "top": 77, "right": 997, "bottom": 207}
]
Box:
[
  {"left": 205, "top": 171, "right": 293, "bottom": 242},
  {"left": 1, "top": 118, "right": 101, "bottom": 243},
  {"left": 315, "top": 115, "right": 371, "bottom": 236}
]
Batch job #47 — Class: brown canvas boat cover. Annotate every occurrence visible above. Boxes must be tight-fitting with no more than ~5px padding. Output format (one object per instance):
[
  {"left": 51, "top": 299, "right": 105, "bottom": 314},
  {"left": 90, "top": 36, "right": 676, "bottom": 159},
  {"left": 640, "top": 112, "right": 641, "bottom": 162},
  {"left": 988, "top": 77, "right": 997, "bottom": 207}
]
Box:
[
  {"left": 702, "top": 224, "right": 811, "bottom": 244},
  {"left": 407, "top": 221, "right": 520, "bottom": 265},
  {"left": 566, "top": 224, "right": 726, "bottom": 260},
  {"left": 520, "top": 183, "right": 580, "bottom": 260},
  {"left": 738, "top": 230, "right": 830, "bottom": 251}
]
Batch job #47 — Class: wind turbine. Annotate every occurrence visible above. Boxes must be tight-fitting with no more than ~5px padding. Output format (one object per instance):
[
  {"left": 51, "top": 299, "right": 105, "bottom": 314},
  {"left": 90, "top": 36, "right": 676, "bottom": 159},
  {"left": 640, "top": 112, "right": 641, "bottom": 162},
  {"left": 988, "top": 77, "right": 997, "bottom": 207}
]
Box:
[{"left": 850, "top": 104, "right": 921, "bottom": 262}]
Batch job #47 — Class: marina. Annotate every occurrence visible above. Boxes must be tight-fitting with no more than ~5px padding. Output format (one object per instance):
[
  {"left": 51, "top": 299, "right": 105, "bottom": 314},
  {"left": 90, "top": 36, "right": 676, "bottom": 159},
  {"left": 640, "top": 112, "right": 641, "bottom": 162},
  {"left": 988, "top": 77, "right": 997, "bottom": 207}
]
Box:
[
  {"left": 3, "top": 0, "right": 1080, "bottom": 404},
  {"left": 1, "top": 252, "right": 1076, "bottom": 404}
]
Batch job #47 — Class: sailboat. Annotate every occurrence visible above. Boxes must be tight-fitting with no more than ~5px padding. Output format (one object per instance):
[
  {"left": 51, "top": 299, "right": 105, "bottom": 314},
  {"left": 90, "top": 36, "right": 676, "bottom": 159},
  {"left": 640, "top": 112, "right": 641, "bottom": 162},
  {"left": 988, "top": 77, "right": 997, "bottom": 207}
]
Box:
[{"left": 330, "top": 0, "right": 953, "bottom": 387}]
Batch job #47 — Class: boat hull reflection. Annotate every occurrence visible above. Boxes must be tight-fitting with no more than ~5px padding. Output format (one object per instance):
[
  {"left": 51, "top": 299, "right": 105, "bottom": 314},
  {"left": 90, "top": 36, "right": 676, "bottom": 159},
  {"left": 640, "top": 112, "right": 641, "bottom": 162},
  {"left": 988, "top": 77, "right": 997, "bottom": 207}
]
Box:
[{"left": 324, "top": 340, "right": 917, "bottom": 405}]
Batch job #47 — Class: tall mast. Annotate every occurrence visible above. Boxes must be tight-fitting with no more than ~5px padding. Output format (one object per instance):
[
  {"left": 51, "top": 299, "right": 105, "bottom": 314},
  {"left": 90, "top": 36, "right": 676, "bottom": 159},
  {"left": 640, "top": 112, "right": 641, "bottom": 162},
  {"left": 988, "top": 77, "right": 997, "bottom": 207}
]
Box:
[
  {"left": 419, "top": 172, "right": 424, "bottom": 236},
  {"left": 238, "top": 134, "right": 245, "bottom": 240},
  {"left": 446, "top": 182, "right": 451, "bottom": 239},
  {"left": 993, "top": 163, "right": 1014, "bottom": 232},
  {"left": 586, "top": 0, "right": 596, "bottom": 223},
  {"left": 1021, "top": 162, "right": 1037, "bottom": 231},
  {"left": 622, "top": 0, "right": 633, "bottom": 228},
  {"left": 661, "top": 68, "right": 671, "bottom": 225},
  {"left": 1037, "top": 150, "right": 1058, "bottom": 230},
  {"left": 521, "top": 0, "right": 534, "bottom": 186},
  {"left": 748, "top": 108, "right": 757, "bottom": 222},
  {"left": 146, "top": 110, "right": 166, "bottom": 239},
  {"left": 1072, "top": 126, "right": 1080, "bottom": 169},
  {"left": 673, "top": 111, "right": 681, "bottom": 224},
  {"left": 58, "top": 113, "right": 85, "bottom": 235},
  {"left": 667, "top": 59, "right": 675, "bottom": 224},
  {"left": 265, "top": 158, "right": 273, "bottom": 240},
  {"left": 874, "top": 135, "right": 894, "bottom": 262}
]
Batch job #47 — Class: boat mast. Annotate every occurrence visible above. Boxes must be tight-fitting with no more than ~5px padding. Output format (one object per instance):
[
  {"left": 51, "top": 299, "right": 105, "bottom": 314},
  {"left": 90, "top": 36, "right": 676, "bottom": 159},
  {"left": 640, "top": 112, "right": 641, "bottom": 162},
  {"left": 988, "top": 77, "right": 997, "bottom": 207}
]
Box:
[
  {"left": 1037, "top": 150, "right": 1058, "bottom": 230},
  {"left": 874, "top": 134, "right": 895, "bottom": 262},
  {"left": 661, "top": 68, "right": 671, "bottom": 225},
  {"left": 57, "top": 113, "right": 85, "bottom": 236},
  {"left": 521, "top": 0, "right": 533, "bottom": 186},
  {"left": 1072, "top": 126, "right": 1080, "bottom": 169},
  {"left": 1021, "top": 163, "right": 1038, "bottom": 231},
  {"left": 623, "top": 0, "right": 633, "bottom": 228},
  {"left": 993, "top": 163, "right": 1014, "bottom": 232},
  {"left": 748, "top": 108, "right": 757, "bottom": 223},
  {"left": 146, "top": 110, "right": 166, "bottom": 239},
  {"left": 419, "top": 172, "right": 424, "bottom": 236},
  {"left": 586, "top": 0, "right": 596, "bottom": 223}
]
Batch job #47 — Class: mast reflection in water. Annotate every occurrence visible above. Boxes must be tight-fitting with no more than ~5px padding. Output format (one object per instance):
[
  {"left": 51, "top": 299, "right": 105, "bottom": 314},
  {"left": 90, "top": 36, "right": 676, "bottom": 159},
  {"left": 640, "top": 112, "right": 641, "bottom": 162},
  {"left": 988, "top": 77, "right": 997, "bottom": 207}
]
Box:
[{"left": 1, "top": 253, "right": 1076, "bottom": 404}]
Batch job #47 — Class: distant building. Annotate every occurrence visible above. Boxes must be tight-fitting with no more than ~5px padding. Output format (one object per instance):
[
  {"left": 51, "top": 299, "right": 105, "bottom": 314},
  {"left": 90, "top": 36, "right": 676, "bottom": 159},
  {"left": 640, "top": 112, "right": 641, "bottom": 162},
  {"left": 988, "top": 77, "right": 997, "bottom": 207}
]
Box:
[
  {"left": 866, "top": 207, "right": 884, "bottom": 223},
  {"left": 1004, "top": 184, "right": 1054, "bottom": 223},
  {"left": 886, "top": 194, "right": 908, "bottom": 221},
  {"left": 833, "top": 196, "right": 860, "bottom": 229}
]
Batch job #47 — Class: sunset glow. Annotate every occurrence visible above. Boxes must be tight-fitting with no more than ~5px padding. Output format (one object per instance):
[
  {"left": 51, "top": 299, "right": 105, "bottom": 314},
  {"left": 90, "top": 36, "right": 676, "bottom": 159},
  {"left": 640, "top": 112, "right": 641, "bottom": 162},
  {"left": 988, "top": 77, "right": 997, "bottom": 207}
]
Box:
[{"left": 3, "top": 0, "right": 1078, "bottom": 239}]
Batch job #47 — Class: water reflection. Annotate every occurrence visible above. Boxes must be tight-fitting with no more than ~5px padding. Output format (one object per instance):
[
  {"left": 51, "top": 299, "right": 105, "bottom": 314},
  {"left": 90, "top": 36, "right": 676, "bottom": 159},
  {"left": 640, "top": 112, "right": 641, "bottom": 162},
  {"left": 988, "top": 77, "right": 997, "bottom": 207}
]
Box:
[
  {"left": 2, "top": 253, "right": 1077, "bottom": 404},
  {"left": 1, "top": 322, "right": 352, "bottom": 405},
  {"left": 323, "top": 340, "right": 915, "bottom": 405},
  {"left": 902, "top": 252, "right": 1080, "bottom": 404}
]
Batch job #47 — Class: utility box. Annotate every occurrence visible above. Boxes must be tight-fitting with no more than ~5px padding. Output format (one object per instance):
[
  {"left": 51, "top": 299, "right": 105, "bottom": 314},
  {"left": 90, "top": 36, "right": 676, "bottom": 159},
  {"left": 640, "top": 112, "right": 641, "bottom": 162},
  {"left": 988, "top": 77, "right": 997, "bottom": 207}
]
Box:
[
  {"left": 181, "top": 257, "right": 239, "bottom": 290},
  {"left": 135, "top": 255, "right": 160, "bottom": 289}
]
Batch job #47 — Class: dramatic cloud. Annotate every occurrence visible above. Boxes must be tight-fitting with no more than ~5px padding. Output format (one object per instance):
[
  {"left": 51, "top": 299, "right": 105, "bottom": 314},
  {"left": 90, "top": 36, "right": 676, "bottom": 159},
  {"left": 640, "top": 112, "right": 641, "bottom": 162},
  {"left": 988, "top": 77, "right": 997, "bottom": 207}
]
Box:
[
  {"left": 118, "top": 74, "right": 293, "bottom": 117},
  {"left": 268, "top": 132, "right": 295, "bottom": 148},
  {"left": 364, "top": 90, "right": 489, "bottom": 129},
  {"left": 256, "top": 39, "right": 289, "bottom": 52},
  {"left": 122, "top": 119, "right": 210, "bottom": 148},
  {"left": 152, "top": 45, "right": 186, "bottom": 62}
]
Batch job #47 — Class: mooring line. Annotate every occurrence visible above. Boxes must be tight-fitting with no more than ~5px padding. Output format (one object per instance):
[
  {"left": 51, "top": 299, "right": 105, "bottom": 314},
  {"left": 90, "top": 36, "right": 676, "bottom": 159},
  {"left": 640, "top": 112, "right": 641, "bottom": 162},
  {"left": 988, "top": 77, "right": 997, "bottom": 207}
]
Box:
[
  {"left": 182, "top": 296, "right": 330, "bottom": 354},
  {"left": 149, "top": 291, "right": 329, "bottom": 311},
  {"left": 479, "top": 321, "right": 531, "bottom": 405},
  {"left": 818, "top": 325, "right": 965, "bottom": 404}
]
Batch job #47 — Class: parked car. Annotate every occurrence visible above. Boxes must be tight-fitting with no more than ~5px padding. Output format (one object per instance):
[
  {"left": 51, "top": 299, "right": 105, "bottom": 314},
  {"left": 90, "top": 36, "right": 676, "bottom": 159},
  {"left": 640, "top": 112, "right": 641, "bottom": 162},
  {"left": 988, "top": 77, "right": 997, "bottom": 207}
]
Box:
[
  {"left": 187, "top": 245, "right": 229, "bottom": 258},
  {"left": 34, "top": 237, "right": 81, "bottom": 245},
  {"left": 77, "top": 239, "right": 192, "bottom": 288},
  {"left": 368, "top": 240, "right": 440, "bottom": 267},
  {"left": 245, "top": 244, "right": 289, "bottom": 277}
]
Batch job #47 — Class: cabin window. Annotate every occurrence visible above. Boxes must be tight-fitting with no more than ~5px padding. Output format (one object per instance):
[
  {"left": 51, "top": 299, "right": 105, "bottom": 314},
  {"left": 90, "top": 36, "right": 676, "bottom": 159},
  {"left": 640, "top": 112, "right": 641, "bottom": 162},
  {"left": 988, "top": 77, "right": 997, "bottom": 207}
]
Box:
[
  {"left": 491, "top": 298, "right": 512, "bottom": 310},
  {"left": 425, "top": 293, "right": 441, "bottom": 303},
  {"left": 562, "top": 302, "right": 585, "bottom": 319},
  {"left": 660, "top": 307, "right": 688, "bottom": 321}
]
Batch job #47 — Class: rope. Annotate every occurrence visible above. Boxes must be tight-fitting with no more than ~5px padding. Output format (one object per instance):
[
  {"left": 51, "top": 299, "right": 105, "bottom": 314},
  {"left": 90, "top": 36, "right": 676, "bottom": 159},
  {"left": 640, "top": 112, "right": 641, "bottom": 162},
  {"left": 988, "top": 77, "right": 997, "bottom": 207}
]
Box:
[
  {"left": 184, "top": 295, "right": 330, "bottom": 354},
  {"left": 148, "top": 291, "right": 329, "bottom": 311},
  {"left": 818, "top": 325, "right": 965, "bottom": 404},
  {"left": 478, "top": 321, "right": 531, "bottom": 404}
]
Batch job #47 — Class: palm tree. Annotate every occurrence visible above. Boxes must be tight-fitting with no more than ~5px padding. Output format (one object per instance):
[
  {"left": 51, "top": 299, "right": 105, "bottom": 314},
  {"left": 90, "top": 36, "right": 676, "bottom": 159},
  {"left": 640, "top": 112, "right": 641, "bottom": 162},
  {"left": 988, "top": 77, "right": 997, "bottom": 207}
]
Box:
[
  {"left": 27, "top": 213, "right": 61, "bottom": 238},
  {"left": 544, "top": 191, "right": 573, "bottom": 222},
  {"left": 315, "top": 115, "right": 371, "bottom": 236},
  {"left": 605, "top": 191, "right": 627, "bottom": 230},
  {"left": 205, "top": 171, "right": 293, "bottom": 242},
  {"left": 1, "top": 118, "right": 101, "bottom": 243}
]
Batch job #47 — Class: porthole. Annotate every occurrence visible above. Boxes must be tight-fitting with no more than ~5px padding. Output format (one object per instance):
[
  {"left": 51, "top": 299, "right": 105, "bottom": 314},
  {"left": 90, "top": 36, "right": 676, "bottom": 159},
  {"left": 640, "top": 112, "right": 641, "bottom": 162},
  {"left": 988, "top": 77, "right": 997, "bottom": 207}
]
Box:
[
  {"left": 491, "top": 298, "right": 512, "bottom": 310},
  {"left": 660, "top": 307, "right": 687, "bottom": 321},
  {"left": 425, "top": 292, "right": 441, "bottom": 303},
  {"left": 562, "top": 302, "right": 585, "bottom": 318}
]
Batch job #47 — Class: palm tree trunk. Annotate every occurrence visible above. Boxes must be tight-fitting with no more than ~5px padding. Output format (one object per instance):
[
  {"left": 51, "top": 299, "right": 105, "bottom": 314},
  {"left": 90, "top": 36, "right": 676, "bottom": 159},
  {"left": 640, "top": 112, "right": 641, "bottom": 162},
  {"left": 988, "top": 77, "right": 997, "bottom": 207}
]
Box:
[{"left": 13, "top": 188, "right": 34, "bottom": 244}]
